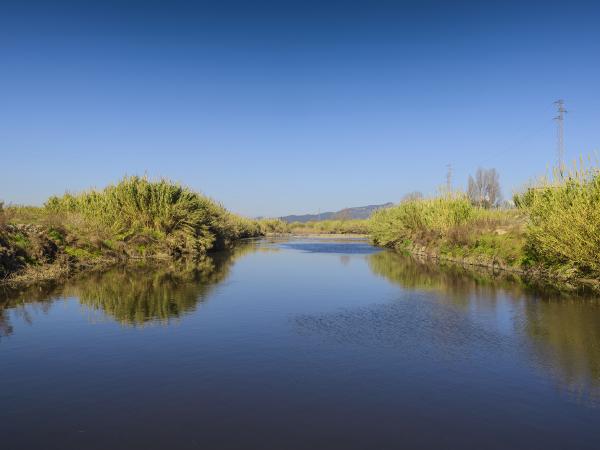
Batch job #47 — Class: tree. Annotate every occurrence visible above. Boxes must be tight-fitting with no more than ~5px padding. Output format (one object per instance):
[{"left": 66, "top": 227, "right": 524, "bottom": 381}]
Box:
[
  {"left": 401, "top": 191, "right": 424, "bottom": 203},
  {"left": 467, "top": 168, "right": 502, "bottom": 208}
]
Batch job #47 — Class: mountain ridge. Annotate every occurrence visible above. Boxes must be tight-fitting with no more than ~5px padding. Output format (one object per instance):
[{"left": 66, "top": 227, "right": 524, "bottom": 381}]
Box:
[{"left": 280, "top": 203, "right": 393, "bottom": 223}]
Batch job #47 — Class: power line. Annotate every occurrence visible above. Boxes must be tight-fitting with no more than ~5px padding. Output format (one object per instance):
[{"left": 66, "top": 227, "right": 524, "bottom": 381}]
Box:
[
  {"left": 554, "top": 99, "right": 567, "bottom": 175},
  {"left": 445, "top": 163, "right": 452, "bottom": 192}
]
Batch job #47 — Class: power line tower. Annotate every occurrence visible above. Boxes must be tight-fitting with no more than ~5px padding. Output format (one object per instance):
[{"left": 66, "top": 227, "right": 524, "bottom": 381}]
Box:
[
  {"left": 554, "top": 99, "right": 567, "bottom": 175},
  {"left": 445, "top": 163, "right": 452, "bottom": 193}
]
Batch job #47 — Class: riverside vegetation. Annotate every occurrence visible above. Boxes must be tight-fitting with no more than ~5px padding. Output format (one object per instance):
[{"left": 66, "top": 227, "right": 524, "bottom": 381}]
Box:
[
  {"left": 0, "top": 176, "right": 267, "bottom": 283},
  {"left": 369, "top": 162, "right": 600, "bottom": 289},
  {"left": 3, "top": 162, "right": 600, "bottom": 289}
]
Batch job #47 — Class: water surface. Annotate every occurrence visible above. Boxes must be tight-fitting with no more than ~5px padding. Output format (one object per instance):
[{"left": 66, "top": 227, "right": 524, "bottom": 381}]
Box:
[{"left": 1, "top": 238, "right": 600, "bottom": 449}]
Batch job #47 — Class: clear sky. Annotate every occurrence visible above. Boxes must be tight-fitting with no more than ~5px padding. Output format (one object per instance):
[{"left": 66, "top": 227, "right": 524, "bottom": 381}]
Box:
[{"left": 1, "top": 0, "right": 599, "bottom": 217}]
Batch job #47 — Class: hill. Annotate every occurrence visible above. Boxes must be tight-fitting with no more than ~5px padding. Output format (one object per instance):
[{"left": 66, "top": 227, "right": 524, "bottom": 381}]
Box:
[{"left": 280, "top": 203, "right": 393, "bottom": 223}]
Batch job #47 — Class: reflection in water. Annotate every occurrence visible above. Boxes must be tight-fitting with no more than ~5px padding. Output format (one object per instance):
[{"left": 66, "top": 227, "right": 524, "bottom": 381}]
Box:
[
  {"left": 2, "top": 239, "right": 600, "bottom": 448},
  {"left": 366, "top": 250, "right": 600, "bottom": 400},
  {"left": 2, "top": 240, "right": 600, "bottom": 405},
  {"left": 0, "top": 283, "right": 59, "bottom": 340},
  {"left": 368, "top": 249, "right": 530, "bottom": 307},
  {"left": 0, "top": 241, "right": 259, "bottom": 334},
  {"left": 525, "top": 299, "right": 600, "bottom": 401},
  {"left": 73, "top": 259, "right": 225, "bottom": 325}
]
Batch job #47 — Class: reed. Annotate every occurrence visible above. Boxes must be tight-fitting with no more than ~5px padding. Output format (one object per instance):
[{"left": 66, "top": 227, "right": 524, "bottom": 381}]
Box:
[
  {"left": 44, "top": 176, "right": 261, "bottom": 255},
  {"left": 289, "top": 219, "right": 369, "bottom": 235},
  {"left": 515, "top": 159, "right": 600, "bottom": 278},
  {"left": 1, "top": 176, "right": 262, "bottom": 282},
  {"left": 368, "top": 193, "right": 525, "bottom": 267}
]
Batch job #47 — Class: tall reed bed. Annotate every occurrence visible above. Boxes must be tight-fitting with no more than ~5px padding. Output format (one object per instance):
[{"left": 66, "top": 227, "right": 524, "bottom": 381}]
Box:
[
  {"left": 369, "top": 194, "right": 473, "bottom": 247},
  {"left": 368, "top": 193, "right": 524, "bottom": 266},
  {"left": 515, "top": 161, "right": 600, "bottom": 278},
  {"left": 45, "top": 176, "right": 261, "bottom": 256}
]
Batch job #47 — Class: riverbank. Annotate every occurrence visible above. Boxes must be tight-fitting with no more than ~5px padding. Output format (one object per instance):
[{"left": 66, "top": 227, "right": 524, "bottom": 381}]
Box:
[
  {"left": 368, "top": 167, "right": 600, "bottom": 292},
  {"left": 389, "top": 242, "right": 600, "bottom": 292},
  {"left": 0, "top": 176, "right": 264, "bottom": 286}
]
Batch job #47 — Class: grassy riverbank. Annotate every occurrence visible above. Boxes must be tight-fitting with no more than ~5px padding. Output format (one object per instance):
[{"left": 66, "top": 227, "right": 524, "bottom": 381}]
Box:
[
  {"left": 255, "top": 219, "right": 369, "bottom": 236},
  {"left": 0, "top": 176, "right": 263, "bottom": 284},
  {"left": 288, "top": 219, "right": 369, "bottom": 235},
  {"left": 369, "top": 164, "right": 600, "bottom": 288}
]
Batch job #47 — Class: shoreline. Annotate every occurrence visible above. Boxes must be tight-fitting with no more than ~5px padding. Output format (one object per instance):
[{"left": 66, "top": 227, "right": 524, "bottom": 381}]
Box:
[
  {"left": 388, "top": 243, "right": 600, "bottom": 293},
  {"left": 3, "top": 233, "right": 599, "bottom": 294},
  {"left": 266, "top": 232, "right": 368, "bottom": 239}
]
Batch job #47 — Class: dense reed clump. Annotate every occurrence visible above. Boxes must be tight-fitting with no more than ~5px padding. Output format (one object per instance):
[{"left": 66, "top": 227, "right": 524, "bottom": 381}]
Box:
[
  {"left": 44, "top": 176, "right": 261, "bottom": 256},
  {"left": 369, "top": 193, "right": 525, "bottom": 267},
  {"left": 0, "top": 176, "right": 262, "bottom": 283},
  {"left": 370, "top": 159, "right": 600, "bottom": 285},
  {"left": 369, "top": 194, "right": 474, "bottom": 247},
  {"left": 258, "top": 218, "right": 291, "bottom": 234},
  {"left": 515, "top": 162, "right": 600, "bottom": 279}
]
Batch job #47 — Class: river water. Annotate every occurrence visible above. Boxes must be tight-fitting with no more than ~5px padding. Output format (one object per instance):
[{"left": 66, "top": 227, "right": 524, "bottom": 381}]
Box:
[{"left": 1, "top": 238, "right": 599, "bottom": 449}]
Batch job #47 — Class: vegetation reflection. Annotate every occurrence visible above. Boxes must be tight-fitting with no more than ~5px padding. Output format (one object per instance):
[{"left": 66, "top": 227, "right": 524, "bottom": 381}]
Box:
[
  {"left": 0, "top": 241, "right": 260, "bottom": 333},
  {"left": 368, "top": 250, "right": 600, "bottom": 399}
]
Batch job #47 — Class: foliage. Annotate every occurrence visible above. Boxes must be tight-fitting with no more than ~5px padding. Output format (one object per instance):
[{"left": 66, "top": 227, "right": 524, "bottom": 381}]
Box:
[
  {"left": 44, "top": 176, "right": 261, "bottom": 256},
  {"left": 258, "top": 218, "right": 291, "bottom": 234},
  {"left": 289, "top": 219, "right": 370, "bottom": 235},
  {"left": 517, "top": 163, "right": 600, "bottom": 278},
  {"left": 1, "top": 176, "right": 262, "bottom": 281},
  {"left": 369, "top": 193, "right": 475, "bottom": 247},
  {"left": 368, "top": 193, "right": 525, "bottom": 267}
]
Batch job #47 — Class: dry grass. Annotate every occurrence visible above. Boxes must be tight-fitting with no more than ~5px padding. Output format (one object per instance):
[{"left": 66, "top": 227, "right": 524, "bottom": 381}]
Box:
[{"left": 289, "top": 219, "right": 369, "bottom": 235}]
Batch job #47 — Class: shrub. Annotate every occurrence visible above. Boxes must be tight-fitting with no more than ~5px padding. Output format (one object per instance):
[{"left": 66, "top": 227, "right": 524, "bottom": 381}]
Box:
[
  {"left": 518, "top": 165, "right": 600, "bottom": 278},
  {"left": 45, "top": 176, "right": 261, "bottom": 256},
  {"left": 368, "top": 194, "right": 474, "bottom": 248},
  {"left": 258, "top": 218, "right": 290, "bottom": 234}
]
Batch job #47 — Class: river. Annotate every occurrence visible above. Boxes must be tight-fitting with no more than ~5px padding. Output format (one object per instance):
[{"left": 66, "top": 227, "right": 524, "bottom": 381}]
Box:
[{"left": 1, "top": 238, "right": 599, "bottom": 449}]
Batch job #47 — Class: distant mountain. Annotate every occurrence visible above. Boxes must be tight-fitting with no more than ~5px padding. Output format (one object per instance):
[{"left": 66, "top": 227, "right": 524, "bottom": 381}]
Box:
[{"left": 280, "top": 203, "right": 393, "bottom": 223}]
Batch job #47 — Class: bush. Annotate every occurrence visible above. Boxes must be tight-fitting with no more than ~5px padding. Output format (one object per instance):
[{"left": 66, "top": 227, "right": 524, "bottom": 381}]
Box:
[
  {"left": 44, "top": 176, "right": 261, "bottom": 256},
  {"left": 258, "top": 218, "right": 290, "bottom": 234},
  {"left": 368, "top": 194, "right": 474, "bottom": 248},
  {"left": 518, "top": 166, "right": 600, "bottom": 278}
]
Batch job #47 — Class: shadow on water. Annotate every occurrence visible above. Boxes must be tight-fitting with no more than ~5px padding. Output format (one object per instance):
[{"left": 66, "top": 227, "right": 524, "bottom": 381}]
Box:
[{"left": 0, "top": 241, "right": 261, "bottom": 335}]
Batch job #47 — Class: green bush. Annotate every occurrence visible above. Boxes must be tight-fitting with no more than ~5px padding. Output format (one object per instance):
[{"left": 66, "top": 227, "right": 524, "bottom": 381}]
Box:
[
  {"left": 258, "top": 218, "right": 291, "bottom": 234},
  {"left": 518, "top": 167, "right": 600, "bottom": 278},
  {"left": 45, "top": 176, "right": 261, "bottom": 256},
  {"left": 368, "top": 194, "right": 474, "bottom": 248}
]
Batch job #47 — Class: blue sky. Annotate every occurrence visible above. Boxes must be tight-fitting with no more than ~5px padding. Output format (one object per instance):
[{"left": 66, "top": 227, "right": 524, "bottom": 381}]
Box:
[{"left": 1, "top": 0, "right": 599, "bottom": 217}]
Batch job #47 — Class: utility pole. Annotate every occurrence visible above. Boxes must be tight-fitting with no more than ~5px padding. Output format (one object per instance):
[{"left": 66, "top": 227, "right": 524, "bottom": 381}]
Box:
[
  {"left": 445, "top": 163, "right": 452, "bottom": 193},
  {"left": 554, "top": 99, "right": 567, "bottom": 175}
]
